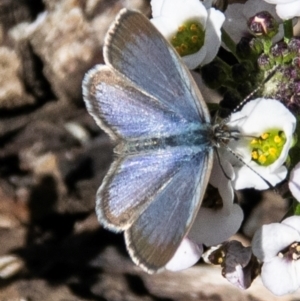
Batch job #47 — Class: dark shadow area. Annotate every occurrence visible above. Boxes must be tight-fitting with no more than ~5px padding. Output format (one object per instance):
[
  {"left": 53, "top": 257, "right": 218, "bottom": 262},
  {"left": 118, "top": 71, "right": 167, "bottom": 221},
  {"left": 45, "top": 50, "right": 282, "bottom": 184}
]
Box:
[
  {"left": 239, "top": 188, "right": 262, "bottom": 226},
  {"left": 0, "top": 154, "right": 23, "bottom": 177},
  {"left": 125, "top": 274, "right": 149, "bottom": 296},
  {"left": 64, "top": 156, "right": 94, "bottom": 195},
  {"left": 0, "top": 169, "right": 171, "bottom": 300},
  {"left": 25, "top": 0, "right": 45, "bottom": 20},
  {"left": 125, "top": 274, "right": 174, "bottom": 301},
  {"left": 1, "top": 228, "right": 125, "bottom": 301},
  {"left": 21, "top": 42, "right": 56, "bottom": 102},
  {"left": 0, "top": 172, "right": 133, "bottom": 300}
]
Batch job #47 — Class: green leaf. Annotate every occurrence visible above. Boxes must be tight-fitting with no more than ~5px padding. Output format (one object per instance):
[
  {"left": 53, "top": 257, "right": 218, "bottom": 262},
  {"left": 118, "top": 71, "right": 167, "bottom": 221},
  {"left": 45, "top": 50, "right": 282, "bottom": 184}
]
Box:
[
  {"left": 288, "top": 114, "right": 300, "bottom": 169},
  {"left": 293, "top": 201, "right": 300, "bottom": 216}
]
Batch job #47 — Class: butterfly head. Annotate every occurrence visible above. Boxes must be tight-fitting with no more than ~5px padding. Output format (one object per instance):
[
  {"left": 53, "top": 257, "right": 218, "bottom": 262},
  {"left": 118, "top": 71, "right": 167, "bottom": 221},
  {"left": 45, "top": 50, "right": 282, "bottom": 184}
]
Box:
[{"left": 212, "top": 123, "right": 240, "bottom": 147}]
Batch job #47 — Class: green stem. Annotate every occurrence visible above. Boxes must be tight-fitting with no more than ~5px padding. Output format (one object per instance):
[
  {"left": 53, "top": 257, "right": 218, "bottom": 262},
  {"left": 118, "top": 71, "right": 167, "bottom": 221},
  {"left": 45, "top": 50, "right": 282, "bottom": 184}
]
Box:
[
  {"left": 223, "top": 79, "right": 239, "bottom": 90},
  {"left": 221, "top": 28, "right": 239, "bottom": 60},
  {"left": 283, "top": 19, "right": 293, "bottom": 42},
  {"left": 293, "top": 199, "right": 300, "bottom": 216},
  {"left": 262, "top": 38, "right": 272, "bottom": 54},
  {"left": 214, "top": 56, "right": 232, "bottom": 73}
]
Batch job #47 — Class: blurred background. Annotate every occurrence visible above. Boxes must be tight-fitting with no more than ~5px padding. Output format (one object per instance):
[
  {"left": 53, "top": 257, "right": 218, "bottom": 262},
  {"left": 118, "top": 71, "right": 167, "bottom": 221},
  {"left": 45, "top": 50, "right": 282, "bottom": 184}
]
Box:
[{"left": 0, "top": 0, "right": 298, "bottom": 300}]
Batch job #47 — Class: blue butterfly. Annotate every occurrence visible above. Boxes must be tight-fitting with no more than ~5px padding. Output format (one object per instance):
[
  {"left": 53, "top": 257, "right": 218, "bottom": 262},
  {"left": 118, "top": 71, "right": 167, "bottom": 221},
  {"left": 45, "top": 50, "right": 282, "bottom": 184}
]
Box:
[{"left": 82, "top": 8, "right": 236, "bottom": 273}]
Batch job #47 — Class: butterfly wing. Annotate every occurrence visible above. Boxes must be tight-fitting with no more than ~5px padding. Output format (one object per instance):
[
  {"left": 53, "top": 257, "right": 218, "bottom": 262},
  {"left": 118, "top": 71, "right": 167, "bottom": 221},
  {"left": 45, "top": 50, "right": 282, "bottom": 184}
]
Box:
[
  {"left": 83, "top": 65, "right": 190, "bottom": 141},
  {"left": 82, "top": 9, "right": 214, "bottom": 272},
  {"left": 125, "top": 150, "right": 213, "bottom": 273},
  {"left": 84, "top": 66, "right": 211, "bottom": 232},
  {"left": 97, "top": 144, "right": 212, "bottom": 234},
  {"left": 103, "top": 9, "right": 211, "bottom": 125}
]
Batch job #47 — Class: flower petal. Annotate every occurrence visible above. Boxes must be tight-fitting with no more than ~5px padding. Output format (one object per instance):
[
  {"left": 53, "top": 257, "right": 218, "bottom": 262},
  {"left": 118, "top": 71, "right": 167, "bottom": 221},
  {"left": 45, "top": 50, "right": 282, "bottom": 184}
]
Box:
[
  {"left": 151, "top": 17, "right": 177, "bottom": 37},
  {"left": 252, "top": 222, "right": 300, "bottom": 261},
  {"left": 276, "top": 2, "right": 300, "bottom": 19},
  {"left": 289, "top": 162, "right": 300, "bottom": 202},
  {"left": 264, "top": 0, "right": 297, "bottom": 5},
  {"left": 209, "top": 156, "right": 234, "bottom": 214},
  {"left": 232, "top": 164, "right": 287, "bottom": 190},
  {"left": 201, "top": 8, "right": 224, "bottom": 65},
  {"left": 224, "top": 262, "right": 255, "bottom": 290},
  {"left": 282, "top": 215, "right": 300, "bottom": 233},
  {"left": 157, "top": 0, "right": 208, "bottom": 27},
  {"left": 183, "top": 47, "right": 207, "bottom": 70},
  {"left": 165, "top": 238, "right": 203, "bottom": 271},
  {"left": 261, "top": 257, "right": 300, "bottom": 295},
  {"left": 188, "top": 204, "right": 243, "bottom": 246},
  {"left": 150, "top": 0, "right": 164, "bottom": 17}
]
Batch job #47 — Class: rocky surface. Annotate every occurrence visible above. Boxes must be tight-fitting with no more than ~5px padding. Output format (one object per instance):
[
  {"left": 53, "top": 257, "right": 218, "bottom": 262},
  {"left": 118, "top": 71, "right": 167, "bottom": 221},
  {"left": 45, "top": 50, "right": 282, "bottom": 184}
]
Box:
[{"left": 0, "top": 0, "right": 299, "bottom": 300}]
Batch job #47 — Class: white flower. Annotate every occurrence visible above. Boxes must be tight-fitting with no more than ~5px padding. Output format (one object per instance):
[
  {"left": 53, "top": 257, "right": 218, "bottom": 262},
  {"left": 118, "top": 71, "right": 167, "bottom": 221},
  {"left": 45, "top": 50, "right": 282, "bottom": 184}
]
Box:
[
  {"left": 165, "top": 238, "right": 203, "bottom": 271},
  {"left": 150, "top": 0, "right": 225, "bottom": 69},
  {"left": 289, "top": 162, "right": 300, "bottom": 202},
  {"left": 223, "top": 0, "right": 283, "bottom": 45},
  {"left": 263, "top": 0, "right": 300, "bottom": 20},
  {"left": 252, "top": 216, "right": 300, "bottom": 295},
  {"left": 225, "top": 98, "right": 296, "bottom": 190},
  {"left": 188, "top": 155, "right": 243, "bottom": 247}
]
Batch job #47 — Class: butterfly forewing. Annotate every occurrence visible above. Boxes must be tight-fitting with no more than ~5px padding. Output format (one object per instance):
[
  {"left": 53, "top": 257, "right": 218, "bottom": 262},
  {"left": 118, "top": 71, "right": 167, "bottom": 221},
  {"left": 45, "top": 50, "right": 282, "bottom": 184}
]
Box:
[
  {"left": 83, "top": 9, "right": 214, "bottom": 272},
  {"left": 104, "top": 9, "right": 211, "bottom": 124},
  {"left": 83, "top": 65, "right": 191, "bottom": 140}
]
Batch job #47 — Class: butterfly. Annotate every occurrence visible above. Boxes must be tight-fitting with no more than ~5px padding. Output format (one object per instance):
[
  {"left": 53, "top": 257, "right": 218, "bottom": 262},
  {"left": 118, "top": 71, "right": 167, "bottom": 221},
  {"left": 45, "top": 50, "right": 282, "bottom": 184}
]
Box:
[{"left": 82, "top": 8, "right": 236, "bottom": 273}]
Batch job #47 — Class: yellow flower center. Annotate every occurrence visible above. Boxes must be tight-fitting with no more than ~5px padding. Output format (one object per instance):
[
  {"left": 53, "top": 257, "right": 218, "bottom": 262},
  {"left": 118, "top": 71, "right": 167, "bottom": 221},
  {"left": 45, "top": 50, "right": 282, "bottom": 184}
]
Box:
[
  {"left": 250, "top": 129, "right": 286, "bottom": 166},
  {"left": 171, "top": 21, "right": 205, "bottom": 56}
]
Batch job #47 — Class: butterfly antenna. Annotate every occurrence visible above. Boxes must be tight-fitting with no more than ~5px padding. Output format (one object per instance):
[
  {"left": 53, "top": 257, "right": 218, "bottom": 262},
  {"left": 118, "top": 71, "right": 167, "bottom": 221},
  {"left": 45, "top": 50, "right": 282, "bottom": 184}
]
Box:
[
  {"left": 216, "top": 66, "right": 281, "bottom": 189},
  {"left": 232, "top": 65, "right": 281, "bottom": 113},
  {"left": 218, "top": 65, "right": 281, "bottom": 128}
]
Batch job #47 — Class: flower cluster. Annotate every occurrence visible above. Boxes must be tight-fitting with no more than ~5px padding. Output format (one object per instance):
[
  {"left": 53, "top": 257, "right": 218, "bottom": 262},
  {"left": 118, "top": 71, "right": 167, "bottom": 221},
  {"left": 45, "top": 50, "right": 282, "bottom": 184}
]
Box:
[
  {"left": 149, "top": 0, "right": 300, "bottom": 296},
  {"left": 252, "top": 216, "right": 300, "bottom": 295}
]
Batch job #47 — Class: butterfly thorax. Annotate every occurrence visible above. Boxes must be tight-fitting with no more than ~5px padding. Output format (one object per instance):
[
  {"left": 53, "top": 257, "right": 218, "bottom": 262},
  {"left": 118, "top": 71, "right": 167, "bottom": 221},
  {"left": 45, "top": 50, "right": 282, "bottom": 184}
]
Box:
[
  {"left": 117, "top": 123, "right": 214, "bottom": 154},
  {"left": 212, "top": 123, "right": 240, "bottom": 147}
]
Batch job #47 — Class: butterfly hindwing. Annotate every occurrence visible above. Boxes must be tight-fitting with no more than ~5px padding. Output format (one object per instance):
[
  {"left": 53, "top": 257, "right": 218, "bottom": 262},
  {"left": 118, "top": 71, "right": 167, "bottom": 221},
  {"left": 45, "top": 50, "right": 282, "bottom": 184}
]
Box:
[
  {"left": 125, "top": 150, "right": 213, "bottom": 273},
  {"left": 97, "top": 146, "right": 212, "bottom": 232}
]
